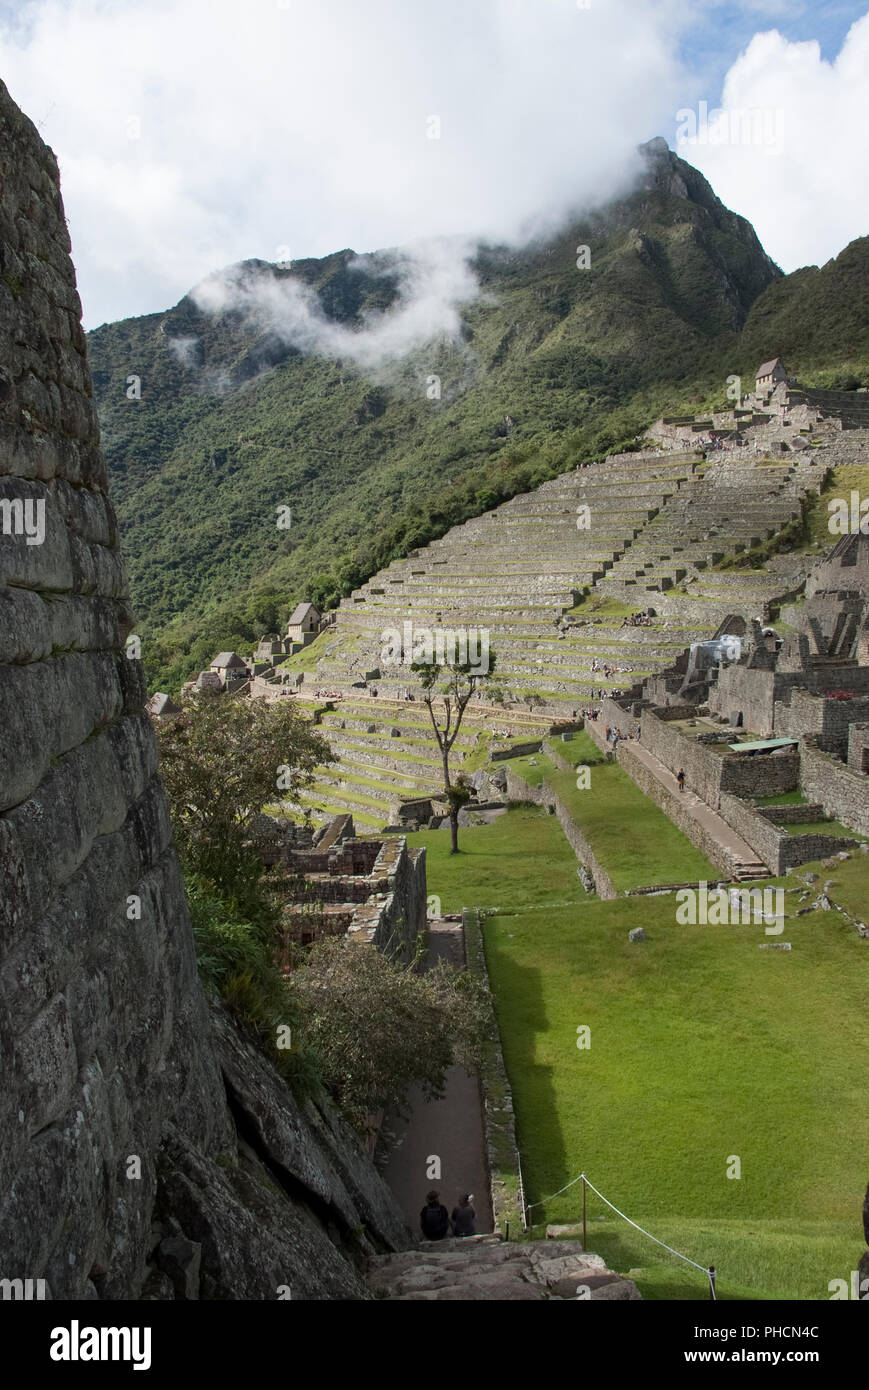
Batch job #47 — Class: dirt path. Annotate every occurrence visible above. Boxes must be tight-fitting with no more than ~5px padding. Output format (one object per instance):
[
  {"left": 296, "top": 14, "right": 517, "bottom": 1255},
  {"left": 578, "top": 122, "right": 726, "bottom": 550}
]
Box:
[{"left": 377, "top": 920, "right": 493, "bottom": 1238}]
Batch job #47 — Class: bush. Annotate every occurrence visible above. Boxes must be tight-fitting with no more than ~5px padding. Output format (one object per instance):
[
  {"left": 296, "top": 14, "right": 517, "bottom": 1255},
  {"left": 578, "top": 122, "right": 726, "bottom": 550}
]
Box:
[
  {"left": 186, "top": 874, "right": 316, "bottom": 1091},
  {"left": 287, "top": 935, "right": 492, "bottom": 1134}
]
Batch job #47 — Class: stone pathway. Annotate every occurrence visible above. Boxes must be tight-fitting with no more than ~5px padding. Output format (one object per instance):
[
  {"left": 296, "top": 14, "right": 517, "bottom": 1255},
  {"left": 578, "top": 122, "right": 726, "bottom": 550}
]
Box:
[
  {"left": 377, "top": 920, "right": 493, "bottom": 1239},
  {"left": 569, "top": 717, "right": 766, "bottom": 878},
  {"left": 368, "top": 1235, "right": 641, "bottom": 1300},
  {"left": 621, "top": 740, "right": 768, "bottom": 879}
]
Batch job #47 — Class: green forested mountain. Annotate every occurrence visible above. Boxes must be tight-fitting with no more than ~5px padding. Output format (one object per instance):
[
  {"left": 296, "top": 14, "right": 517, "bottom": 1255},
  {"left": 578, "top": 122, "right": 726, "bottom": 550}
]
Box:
[{"left": 87, "top": 139, "right": 868, "bottom": 691}]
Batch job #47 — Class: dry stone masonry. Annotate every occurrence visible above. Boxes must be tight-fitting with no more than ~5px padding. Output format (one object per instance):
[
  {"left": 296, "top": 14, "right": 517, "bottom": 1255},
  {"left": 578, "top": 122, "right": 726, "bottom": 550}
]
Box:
[{"left": 0, "top": 79, "right": 411, "bottom": 1300}]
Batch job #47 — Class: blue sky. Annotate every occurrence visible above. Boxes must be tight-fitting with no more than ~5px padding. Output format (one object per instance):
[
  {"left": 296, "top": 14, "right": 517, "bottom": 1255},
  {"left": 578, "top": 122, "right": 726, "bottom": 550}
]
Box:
[
  {"left": 681, "top": 0, "right": 865, "bottom": 89},
  {"left": 1, "top": 1, "right": 867, "bottom": 329}
]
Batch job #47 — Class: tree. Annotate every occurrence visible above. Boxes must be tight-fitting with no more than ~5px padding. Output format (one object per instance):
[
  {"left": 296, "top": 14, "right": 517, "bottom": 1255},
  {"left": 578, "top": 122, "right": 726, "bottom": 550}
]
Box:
[
  {"left": 411, "top": 648, "right": 498, "bottom": 854},
  {"left": 157, "top": 691, "right": 332, "bottom": 894},
  {"left": 288, "top": 935, "right": 492, "bottom": 1134}
]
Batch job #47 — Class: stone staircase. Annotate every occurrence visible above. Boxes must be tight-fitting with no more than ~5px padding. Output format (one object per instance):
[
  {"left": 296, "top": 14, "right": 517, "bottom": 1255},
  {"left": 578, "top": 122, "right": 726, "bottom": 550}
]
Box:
[{"left": 367, "top": 1235, "right": 641, "bottom": 1301}]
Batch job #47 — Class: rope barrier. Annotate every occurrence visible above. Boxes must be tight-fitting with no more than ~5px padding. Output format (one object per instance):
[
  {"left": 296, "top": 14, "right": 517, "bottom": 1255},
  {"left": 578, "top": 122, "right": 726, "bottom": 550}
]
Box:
[{"left": 527, "top": 1170, "right": 717, "bottom": 1299}]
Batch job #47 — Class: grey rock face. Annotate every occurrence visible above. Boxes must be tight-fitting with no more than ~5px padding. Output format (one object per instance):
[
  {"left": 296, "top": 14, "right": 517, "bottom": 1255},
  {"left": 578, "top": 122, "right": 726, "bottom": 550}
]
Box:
[{"left": 0, "top": 79, "right": 410, "bottom": 1300}]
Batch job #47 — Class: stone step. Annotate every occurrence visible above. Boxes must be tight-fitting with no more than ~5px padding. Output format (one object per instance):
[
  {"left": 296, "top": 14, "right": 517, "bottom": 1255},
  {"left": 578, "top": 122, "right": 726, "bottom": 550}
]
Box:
[{"left": 366, "top": 1238, "right": 642, "bottom": 1301}]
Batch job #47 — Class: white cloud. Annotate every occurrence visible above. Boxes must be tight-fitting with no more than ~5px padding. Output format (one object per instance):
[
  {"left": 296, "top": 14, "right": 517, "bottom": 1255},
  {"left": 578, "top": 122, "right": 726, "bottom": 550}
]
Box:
[
  {"left": 675, "top": 12, "right": 869, "bottom": 271},
  {"left": 191, "top": 238, "right": 480, "bottom": 371},
  {"left": 0, "top": 0, "right": 690, "bottom": 330}
]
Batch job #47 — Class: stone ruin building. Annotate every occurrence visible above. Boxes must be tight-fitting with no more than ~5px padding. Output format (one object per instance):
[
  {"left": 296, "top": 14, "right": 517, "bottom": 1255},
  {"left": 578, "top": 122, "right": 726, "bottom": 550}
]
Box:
[
  {"left": 601, "top": 533, "right": 869, "bottom": 874},
  {"left": 247, "top": 811, "right": 427, "bottom": 964}
]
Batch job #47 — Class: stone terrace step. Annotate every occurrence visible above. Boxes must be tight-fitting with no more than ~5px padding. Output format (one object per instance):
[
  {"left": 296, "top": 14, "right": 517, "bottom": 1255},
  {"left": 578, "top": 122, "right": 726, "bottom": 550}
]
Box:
[{"left": 367, "top": 1238, "right": 642, "bottom": 1301}]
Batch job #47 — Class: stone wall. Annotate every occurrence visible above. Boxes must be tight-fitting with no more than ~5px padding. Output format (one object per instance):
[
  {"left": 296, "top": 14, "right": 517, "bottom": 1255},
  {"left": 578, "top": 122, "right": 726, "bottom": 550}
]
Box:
[
  {"left": 720, "top": 751, "right": 800, "bottom": 799},
  {"left": 777, "top": 689, "right": 869, "bottom": 758},
  {"left": 504, "top": 767, "right": 616, "bottom": 897},
  {"left": 848, "top": 723, "right": 869, "bottom": 773},
  {"left": 0, "top": 80, "right": 409, "bottom": 1299},
  {"left": 616, "top": 742, "right": 734, "bottom": 874},
  {"left": 718, "top": 791, "right": 858, "bottom": 873},
  {"left": 717, "top": 793, "right": 788, "bottom": 873},
  {"left": 366, "top": 838, "right": 426, "bottom": 961},
  {"left": 709, "top": 665, "right": 778, "bottom": 736},
  {"left": 800, "top": 738, "right": 869, "bottom": 837},
  {"left": 633, "top": 707, "right": 726, "bottom": 806}
]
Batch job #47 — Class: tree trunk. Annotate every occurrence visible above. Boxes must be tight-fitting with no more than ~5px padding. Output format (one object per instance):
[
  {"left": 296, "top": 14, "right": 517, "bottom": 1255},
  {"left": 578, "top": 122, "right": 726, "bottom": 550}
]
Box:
[{"left": 443, "top": 752, "right": 459, "bottom": 855}]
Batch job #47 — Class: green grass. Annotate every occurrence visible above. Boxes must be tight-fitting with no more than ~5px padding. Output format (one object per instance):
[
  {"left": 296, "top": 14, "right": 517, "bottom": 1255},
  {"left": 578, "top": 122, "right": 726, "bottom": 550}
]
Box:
[
  {"left": 754, "top": 791, "right": 808, "bottom": 807},
  {"left": 414, "top": 816, "right": 869, "bottom": 1299},
  {"left": 508, "top": 730, "right": 719, "bottom": 891},
  {"left": 405, "top": 806, "right": 586, "bottom": 913},
  {"left": 781, "top": 819, "right": 864, "bottom": 840},
  {"left": 483, "top": 893, "right": 868, "bottom": 1300},
  {"left": 505, "top": 752, "right": 550, "bottom": 787},
  {"left": 580, "top": 1219, "right": 858, "bottom": 1301},
  {"left": 803, "top": 464, "right": 869, "bottom": 550},
  {"left": 546, "top": 729, "right": 608, "bottom": 768}
]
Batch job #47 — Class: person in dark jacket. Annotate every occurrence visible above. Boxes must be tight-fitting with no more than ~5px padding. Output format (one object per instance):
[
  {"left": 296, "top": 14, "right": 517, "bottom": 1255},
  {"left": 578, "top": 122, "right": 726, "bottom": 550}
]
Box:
[
  {"left": 451, "top": 1193, "right": 476, "bottom": 1237},
  {"left": 420, "top": 1190, "right": 450, "bottom": 1241}
]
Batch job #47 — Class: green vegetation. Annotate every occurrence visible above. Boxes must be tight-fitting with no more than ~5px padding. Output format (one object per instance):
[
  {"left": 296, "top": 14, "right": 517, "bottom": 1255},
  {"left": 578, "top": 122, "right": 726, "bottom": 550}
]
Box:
[
  {"left": 483, "top": 895, "right": 866, "bottom": 1299},
  {"left": 158, "top": 693, "right": 490, "bottom": 1129},
  {"left": 571, "top": 1218, "right": 857, "bottom": 1302},
  {"left": 753, "top": 791, "right": 808, "bottom": 807},
  {"left": 157, "top": 690, "right": 330, "bottom": 894},
  {"left": 414, "top": 811, "right": 868, "bottom": 1299},
  {"left": 290, "top": 934, "right": 491, "bottom": 1136},
  {"left": 802, "top": 463, "right": 869, "bottom": 551},
  {"left": 411, "top": 649, "right": 501, "bottom": 853},
  {"left": 406, "top": 807, "right": 586, "bottom": 913},
  {"left": 780, "top": 818, "right": 864, "bottom": 839},
  {"left": 507, "top": 731, "right": 719, "bottom": 890},
  {"left": 88, "top": 159, "right": 869, "bottom": 694}
]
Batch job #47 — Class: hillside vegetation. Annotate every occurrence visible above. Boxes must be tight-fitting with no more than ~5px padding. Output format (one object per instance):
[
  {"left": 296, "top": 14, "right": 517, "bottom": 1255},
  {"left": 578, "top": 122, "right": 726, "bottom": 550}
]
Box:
[{"left": 87, "top": 142, "right": 869, "bottom": 691}]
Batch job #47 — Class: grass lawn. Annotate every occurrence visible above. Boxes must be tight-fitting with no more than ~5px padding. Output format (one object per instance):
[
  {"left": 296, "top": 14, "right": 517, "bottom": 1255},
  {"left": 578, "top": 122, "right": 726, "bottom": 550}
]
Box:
[
  {"left": 546, "top": 730, "right": 609, "bottom": 768},
  {"left": 803, "top": 463, "right": 869, "bottom": 548},
  {"left": 406, "top": 806, "right": 586, "bottom": 913},
  {"left": 509, "top": 730, "right": 719, "bottom": 891},
  {"left": 754, "top": 791, "right": 808, "bottom": 807},
  {"left": 483, "top": 893, "right": 868, "bottom": 1300},
  {"left": 781, "top": 818, "right": 865, "bottom": 839}
]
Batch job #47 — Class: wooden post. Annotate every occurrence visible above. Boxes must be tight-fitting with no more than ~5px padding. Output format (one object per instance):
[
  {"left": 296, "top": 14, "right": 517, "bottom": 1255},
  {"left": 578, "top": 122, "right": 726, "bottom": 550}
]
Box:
[
  {"left": 709, "top": 1265, "right": 716, "bottom": 1300},
  {"left": 582, "top": 1174, "right": 587, "bottom": 1251}
]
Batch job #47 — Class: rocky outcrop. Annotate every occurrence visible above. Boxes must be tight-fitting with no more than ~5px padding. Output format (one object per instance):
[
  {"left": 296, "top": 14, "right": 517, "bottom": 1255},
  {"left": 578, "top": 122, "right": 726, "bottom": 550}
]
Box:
[
  {"left": 367, "top": 1236, "right": 642, "bottom": 1300},
  {"left": 0, "top": 78, "right": 410, "bottom": 1299}
]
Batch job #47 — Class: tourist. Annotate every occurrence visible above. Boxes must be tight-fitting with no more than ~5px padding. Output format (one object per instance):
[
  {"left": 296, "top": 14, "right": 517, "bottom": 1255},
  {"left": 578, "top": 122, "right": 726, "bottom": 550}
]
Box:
[
  {"left": 420, "top": 1190, "right": 450, "bottom": 1241},
  {"left": 451, "top": 1193, "right": 476, "bottom": 1238},
  {"left": 677, "top": 768, "right": 685, "bottom": 793},
  {"left": 605, "top": 726, "right": 611, "bottom": 743}
]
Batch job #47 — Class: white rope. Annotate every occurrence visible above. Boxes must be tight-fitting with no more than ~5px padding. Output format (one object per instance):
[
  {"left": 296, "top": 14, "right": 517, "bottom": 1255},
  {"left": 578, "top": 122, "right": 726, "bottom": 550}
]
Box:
[{"left": 527, "top": 1171, "right": 717, "bottom": 1299}]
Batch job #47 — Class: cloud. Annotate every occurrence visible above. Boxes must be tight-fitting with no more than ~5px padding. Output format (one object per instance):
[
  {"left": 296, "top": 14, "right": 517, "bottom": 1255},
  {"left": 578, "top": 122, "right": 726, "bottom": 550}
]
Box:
[
  {"left": 190, "top": 238, "right": 481, "bottom": 371},
  {"left": 674, "top": 12, "right": 869, "bottom": 271},
  {"left": 0, "top": 0, "right": 690, "bottom": 330}
]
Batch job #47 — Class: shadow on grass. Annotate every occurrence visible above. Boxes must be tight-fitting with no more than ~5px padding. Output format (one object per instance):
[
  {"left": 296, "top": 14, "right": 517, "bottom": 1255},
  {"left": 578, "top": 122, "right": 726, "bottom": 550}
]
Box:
[{"left": 482, "top": 922, "right": 569, "bottom": 1217}]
